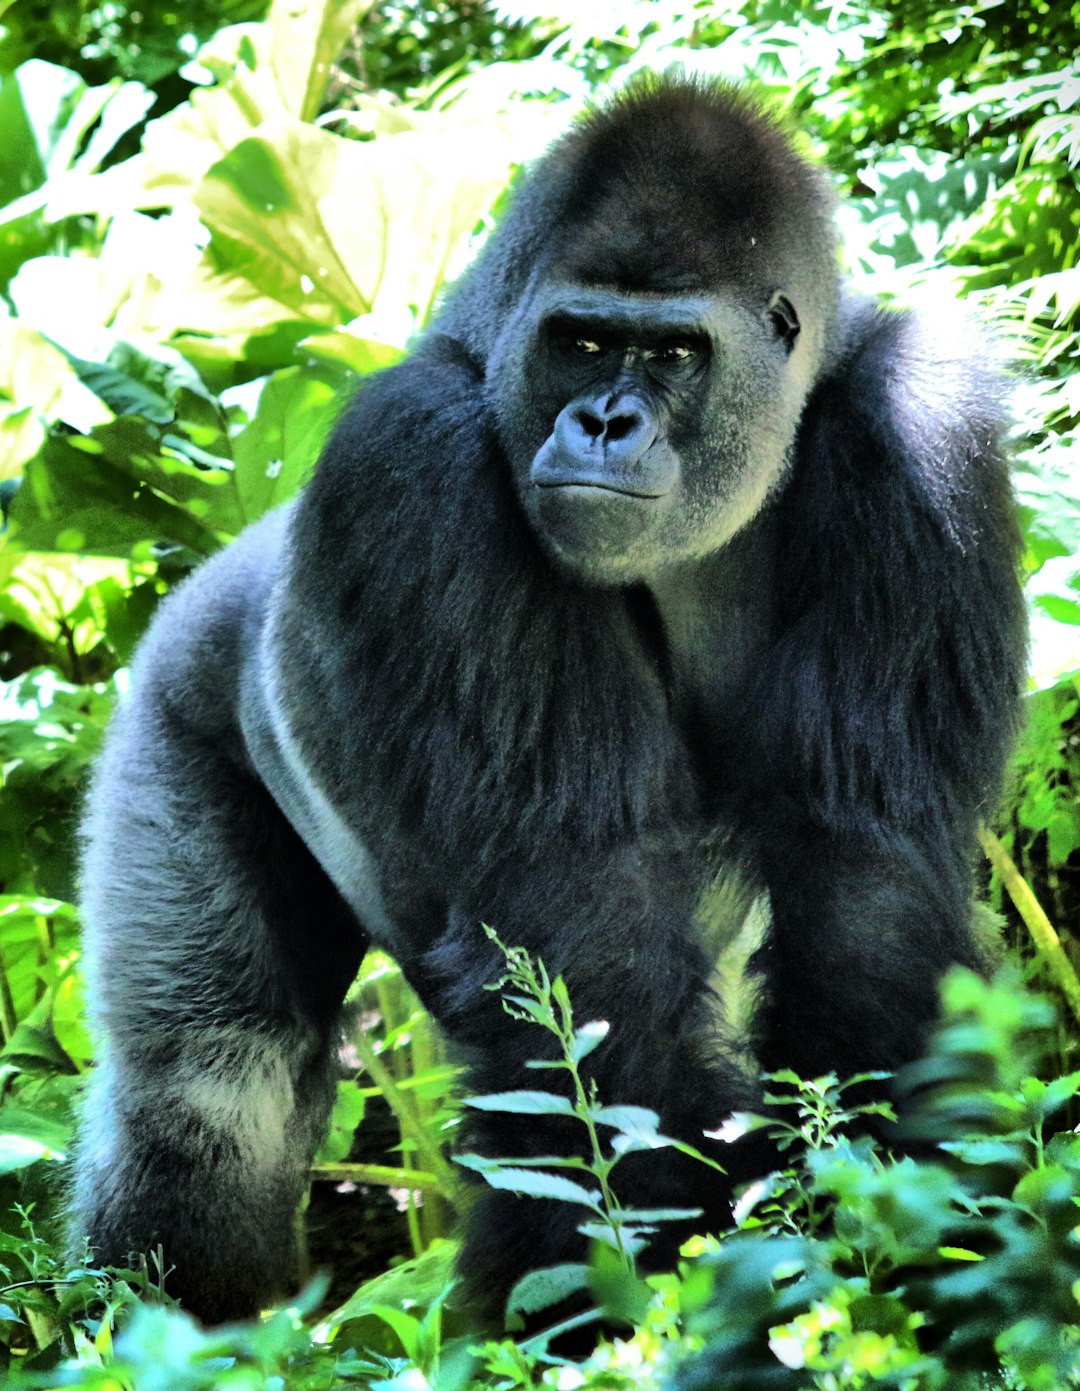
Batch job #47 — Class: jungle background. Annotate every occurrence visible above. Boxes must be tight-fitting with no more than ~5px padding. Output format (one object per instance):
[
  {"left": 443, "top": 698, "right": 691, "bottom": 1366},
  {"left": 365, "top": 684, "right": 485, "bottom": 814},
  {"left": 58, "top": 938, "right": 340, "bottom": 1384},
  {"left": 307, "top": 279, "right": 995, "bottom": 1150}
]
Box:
[{"left": 0, "top": 0, "right": 1078, "bottom": 1386}]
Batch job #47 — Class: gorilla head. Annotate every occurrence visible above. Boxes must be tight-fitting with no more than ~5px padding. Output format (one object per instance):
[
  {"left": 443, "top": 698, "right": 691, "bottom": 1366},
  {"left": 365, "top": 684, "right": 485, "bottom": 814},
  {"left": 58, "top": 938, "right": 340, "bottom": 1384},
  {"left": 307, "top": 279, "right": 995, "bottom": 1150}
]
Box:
[{"left": 485, "top": 79, "right": 841, "bottom": 583}]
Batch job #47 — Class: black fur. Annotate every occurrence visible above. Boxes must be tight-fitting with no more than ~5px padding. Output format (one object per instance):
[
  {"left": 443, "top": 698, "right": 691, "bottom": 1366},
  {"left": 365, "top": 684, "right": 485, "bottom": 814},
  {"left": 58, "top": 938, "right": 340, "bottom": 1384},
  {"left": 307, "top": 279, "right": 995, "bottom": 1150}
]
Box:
[{"left": 71, "top": 77, "right": 1026, "bottom": 1323}]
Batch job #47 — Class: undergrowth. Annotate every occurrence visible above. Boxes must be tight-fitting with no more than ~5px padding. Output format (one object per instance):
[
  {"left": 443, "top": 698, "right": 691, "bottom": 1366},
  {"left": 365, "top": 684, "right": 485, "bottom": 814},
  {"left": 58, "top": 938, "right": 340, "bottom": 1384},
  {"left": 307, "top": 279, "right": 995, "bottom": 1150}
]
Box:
[{"left": 2, "top": 964, "right": 1080, "bottom": 1390}]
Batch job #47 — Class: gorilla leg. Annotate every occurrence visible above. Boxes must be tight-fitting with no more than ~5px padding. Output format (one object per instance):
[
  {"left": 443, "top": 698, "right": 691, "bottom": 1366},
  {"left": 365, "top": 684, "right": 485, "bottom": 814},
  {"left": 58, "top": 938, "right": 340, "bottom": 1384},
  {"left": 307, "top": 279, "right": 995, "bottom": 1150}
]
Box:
[
  {"left": 71, "top": 708, "right": 367, "bottom": 1321},
  {"left": 412, "top": 845, "right": 755, "bottom": 1319},
  {"left": 751, "top": 825, "right": 983, "bottom": 1082}
]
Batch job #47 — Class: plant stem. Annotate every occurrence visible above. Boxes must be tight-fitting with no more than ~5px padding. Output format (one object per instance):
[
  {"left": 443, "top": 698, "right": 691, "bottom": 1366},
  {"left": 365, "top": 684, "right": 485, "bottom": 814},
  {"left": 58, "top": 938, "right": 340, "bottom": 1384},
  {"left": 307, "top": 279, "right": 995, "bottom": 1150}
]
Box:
[
  {"left": 352, "top": 1024, "right": 459, "bottom": 1195},
  {"left": 311, "top": 1162, "right": 443, "bottom": 1193},
  {"left": 979, "top": 825, "right": 1080, "bottom": 1027}
]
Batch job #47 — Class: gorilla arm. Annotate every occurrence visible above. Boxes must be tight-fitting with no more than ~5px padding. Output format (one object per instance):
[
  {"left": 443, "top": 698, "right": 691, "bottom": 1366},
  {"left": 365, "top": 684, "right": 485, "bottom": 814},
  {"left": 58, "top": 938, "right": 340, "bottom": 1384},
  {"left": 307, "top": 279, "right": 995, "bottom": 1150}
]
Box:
[{"left": 745, "top": 298, "right": 1026, "bottom": 1079}]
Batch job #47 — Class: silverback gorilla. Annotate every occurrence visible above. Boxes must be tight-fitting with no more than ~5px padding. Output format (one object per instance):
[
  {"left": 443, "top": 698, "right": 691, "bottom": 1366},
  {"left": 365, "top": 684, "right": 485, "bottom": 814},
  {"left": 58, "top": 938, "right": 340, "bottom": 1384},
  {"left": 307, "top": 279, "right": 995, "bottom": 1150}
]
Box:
[{"left": 72, "top": 77, "right": 1026, "bottom": 1323}]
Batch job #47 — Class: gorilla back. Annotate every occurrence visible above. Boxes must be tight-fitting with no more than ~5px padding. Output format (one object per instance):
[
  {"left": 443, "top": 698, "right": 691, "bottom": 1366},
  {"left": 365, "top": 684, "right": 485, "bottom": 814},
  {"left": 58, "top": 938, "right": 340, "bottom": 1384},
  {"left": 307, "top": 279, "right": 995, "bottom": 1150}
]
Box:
[{"left": 72, "top": 77, "right": 1026, "bottom": 1323}]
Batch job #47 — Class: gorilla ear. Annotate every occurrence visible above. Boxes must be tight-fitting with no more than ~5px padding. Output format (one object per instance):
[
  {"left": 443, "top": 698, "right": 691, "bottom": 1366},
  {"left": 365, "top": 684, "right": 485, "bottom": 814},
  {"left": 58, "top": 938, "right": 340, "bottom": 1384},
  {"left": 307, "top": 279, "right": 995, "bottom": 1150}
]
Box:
[{"left": 767, "top": 293, "right": 800, "bottom": 353}]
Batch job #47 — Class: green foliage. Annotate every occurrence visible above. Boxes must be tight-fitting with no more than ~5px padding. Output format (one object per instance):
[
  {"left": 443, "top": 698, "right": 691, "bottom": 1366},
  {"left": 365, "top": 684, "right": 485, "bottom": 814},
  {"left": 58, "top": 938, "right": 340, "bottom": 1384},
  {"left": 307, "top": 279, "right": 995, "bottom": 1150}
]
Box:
[
  {"left": 458, "top": 929, "right": 715, "bottom": 1340},
  {"left": 676, "top": 969, "right": 1080, "bottom": 1391},
  {"left": 2, "top": 965, "right": 1078, "bottom": 1390},
  {"left": 0, "top": 0, "right": 274, "bottom": 96},
  {"left": 0, "top": 0, "right": 1077, "bottom": 1386}
]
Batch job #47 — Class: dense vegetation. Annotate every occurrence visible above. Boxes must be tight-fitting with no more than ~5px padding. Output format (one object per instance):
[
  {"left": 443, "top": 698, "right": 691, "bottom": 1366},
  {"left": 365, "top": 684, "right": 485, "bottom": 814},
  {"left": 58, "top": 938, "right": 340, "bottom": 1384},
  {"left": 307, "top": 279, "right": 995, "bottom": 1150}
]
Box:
[{"left": 0, "top": 0, "right": 1077, "bottom": 1386}]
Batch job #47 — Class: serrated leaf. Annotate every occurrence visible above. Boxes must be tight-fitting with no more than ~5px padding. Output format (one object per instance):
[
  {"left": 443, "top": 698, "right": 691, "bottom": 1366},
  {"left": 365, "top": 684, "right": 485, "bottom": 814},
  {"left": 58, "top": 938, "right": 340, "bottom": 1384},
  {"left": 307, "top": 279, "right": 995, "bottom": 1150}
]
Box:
[
  {"left": 579, "top": 1221, "right": 654, "bottom": 1258},
  {"left": 604, "top": 1206, "right": 703, "bottom": 1225},
  {"left": 592, "top": 1103, "right": 662, "bottom": 1135},
  {"left": 1039, "top": 1070, "right": 1080, "bottom": 1113},
  {"left": 506, "top": 1262, "right": 590, "bottom": 1319},
  {"left": 457, "top": 1152, "right": 589, "bottom": 1172},
  {"left": 501, "top": 995, "right": 551, "bottom": 1025},
  {"left": 464, "top": 1090, "right": 574, "bottom": 1117},
  {"left": 455, "top": 1161, "right": 601, "bottom": 1207}
]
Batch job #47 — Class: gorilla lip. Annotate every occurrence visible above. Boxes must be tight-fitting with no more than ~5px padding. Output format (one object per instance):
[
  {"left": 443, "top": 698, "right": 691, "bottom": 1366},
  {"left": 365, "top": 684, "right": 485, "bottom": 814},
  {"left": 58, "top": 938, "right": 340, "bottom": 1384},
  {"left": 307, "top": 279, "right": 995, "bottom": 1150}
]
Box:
[{"left": 534, "top": 479, "right": 670, "bottom": 499}]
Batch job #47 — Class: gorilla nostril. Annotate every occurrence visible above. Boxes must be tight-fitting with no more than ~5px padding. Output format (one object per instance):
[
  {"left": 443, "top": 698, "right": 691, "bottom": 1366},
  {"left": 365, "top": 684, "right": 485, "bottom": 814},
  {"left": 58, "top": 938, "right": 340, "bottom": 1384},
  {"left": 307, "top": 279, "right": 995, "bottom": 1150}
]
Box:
[
  {"left": 605, "top": 413, "right": 640, "bottom": 443},
  {"left": 576, "top": 409, "right": 604, "bottom": 439}
]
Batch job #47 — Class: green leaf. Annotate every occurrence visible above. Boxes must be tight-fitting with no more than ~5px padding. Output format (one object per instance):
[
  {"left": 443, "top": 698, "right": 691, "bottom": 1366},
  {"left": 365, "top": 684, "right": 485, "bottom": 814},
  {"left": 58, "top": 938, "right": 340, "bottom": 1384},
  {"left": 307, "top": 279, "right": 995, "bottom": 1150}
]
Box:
[
  {"left": 314, "top": 1081, "right": 365, "bottom": 1164},
  {"left": 454, "top": 1159, "right": 601, "bottom": 1208},
  {"left": 0, "top": 1133, "right": 58, "bottom": 1173},
  {"left": 324, "top": 1239, "right": 457, "bottom": 1335},
  {"left": 9, "top": 426, "right": 232, "bottom": 557},
  {"left": 300, "top": 331, "right": 403, "bottom": 376},
  {"left": 268, "top": 0, "right": 374, "bottom": 124},
  {"left": 195, "top": 108, "right": 523, "bottom": 330},
  {"left": 231, "top": 367, "right": 338, "bottom": 523},
  {"left": 604, "top": 1206, "right": 704, "bottom": 1225},
  {"left": 454, "top": 1152, "right": 588, "bottom": 1170},
  {"left": 706, "top": 1111, "right": 771, "bottom": 1143},
  {"left": 592, "top": 1103, "right": 663, "bottom": 1135},
  {"left": 0, "top": 1106, "right": 69, "bottom": 1154},
  {"left": 1038, "top": 1070, "right": 1080, "bottom": 1114},
  {"left": 463, "top": 1090, "right": 574, "bottom": 1117},
  {"left": 1, "top": 999, "right": 80, "bottom": 1075},
  {"left": 361, "top": 1304, "right": 422, "bottom": 1361},
  {"left": 506, "top": 1262, "right": 590, "bottom": 1320},
  {"left": 570, "top": 1018, "right": 610, "bottom": 1063},
  {"left": 589, "top": 1241, "right": 651, "bottom": 1325}
]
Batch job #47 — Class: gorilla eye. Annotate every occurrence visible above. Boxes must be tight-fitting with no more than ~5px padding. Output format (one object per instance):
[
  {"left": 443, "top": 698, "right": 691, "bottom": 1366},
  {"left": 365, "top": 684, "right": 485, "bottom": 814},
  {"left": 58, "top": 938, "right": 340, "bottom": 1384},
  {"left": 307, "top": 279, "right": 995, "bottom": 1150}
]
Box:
[
  {"left": 768, "top": 294, "right": 800, "bottom": 352},
  {"left": 572, "top": 338, "right": 603, "bottom": 355},
  {"left": 647, "top": 341, "right": 696, "bottom": 365}
]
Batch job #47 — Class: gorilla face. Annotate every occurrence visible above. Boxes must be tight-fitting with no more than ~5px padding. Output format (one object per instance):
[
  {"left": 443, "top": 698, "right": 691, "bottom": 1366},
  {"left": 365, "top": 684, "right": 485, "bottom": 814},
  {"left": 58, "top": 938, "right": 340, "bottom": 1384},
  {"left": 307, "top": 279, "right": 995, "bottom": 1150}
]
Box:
[{"left": 492, "top": 282, "right": 820, "bottom": 585}]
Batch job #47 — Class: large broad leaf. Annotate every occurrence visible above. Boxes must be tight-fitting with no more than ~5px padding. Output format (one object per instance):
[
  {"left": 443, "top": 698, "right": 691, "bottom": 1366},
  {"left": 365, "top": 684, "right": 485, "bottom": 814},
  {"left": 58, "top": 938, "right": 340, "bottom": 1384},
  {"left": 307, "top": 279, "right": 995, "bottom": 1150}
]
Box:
[
  {"left": 324, "top": 1239, "right": 457, "bottom": 1335},
  {"left": 0, "top": 63, "right": 52, "bottom": 204},
  {"left": 9, "top": 428, "right": 229, "bottom": 557},
  {"left": 0, "top": 260, "right": 118, "bottom": 477},
  {"left": 299, "top": 330, "right": 402, "bottom": 377},
  {"left": 196, "top": 122, "right": 369, "bottom": 322},
  {"left": 43, "top": 0, "right": 378, "bottom": 218},
  {"left": 194, "top": 114, "right": 524, "bottom": 327},
  {"left": 268, "top": 0, "right": 373, "bottom": 124},
  {"left": 0, "top": 62, "right": 153, "bottom": 238},
  {"left": 232, "top": 366, "right": 341, "bottom": 522},
  {"left": 9, "top": 210, "right": 214, "bottom": 361}
]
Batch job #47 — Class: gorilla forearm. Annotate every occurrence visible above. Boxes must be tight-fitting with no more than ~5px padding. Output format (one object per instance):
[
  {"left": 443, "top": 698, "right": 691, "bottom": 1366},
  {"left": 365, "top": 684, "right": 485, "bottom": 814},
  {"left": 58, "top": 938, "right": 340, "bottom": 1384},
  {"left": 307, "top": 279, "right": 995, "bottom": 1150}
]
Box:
[{"left": 72, "top": 1046, "right": 321, "bottom": 1321}]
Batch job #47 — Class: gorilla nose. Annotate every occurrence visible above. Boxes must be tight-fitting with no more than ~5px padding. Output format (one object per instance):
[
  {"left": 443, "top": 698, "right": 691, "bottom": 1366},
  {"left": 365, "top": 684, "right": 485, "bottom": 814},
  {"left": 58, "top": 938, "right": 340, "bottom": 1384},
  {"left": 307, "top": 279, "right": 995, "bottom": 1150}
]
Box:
[{"left": 566, "top": 399, "right": 656, "bottom": 463}]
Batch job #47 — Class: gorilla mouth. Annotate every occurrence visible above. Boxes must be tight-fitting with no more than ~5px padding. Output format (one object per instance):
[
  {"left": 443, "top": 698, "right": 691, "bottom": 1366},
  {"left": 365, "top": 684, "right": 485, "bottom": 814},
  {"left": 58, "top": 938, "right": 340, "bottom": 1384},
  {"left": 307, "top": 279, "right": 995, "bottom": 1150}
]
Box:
[{"left": 535, "top": 479, "right": 669, "bottom": 499}]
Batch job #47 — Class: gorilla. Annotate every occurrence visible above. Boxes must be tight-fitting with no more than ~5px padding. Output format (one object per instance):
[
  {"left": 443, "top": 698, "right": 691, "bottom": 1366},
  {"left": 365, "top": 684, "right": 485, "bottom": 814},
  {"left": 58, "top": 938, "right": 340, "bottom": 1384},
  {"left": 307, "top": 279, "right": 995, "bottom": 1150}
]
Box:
[{"left": 71, "top": 76, "right": 1026, "bottom": 1324}]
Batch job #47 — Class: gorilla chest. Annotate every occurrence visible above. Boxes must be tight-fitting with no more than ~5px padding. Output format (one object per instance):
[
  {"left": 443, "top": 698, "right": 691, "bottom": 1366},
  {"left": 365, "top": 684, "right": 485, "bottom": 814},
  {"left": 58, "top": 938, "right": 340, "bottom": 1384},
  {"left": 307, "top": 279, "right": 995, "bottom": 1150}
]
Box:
[{"left": 641, "top": 513, "right": 779, "bottom": 776}]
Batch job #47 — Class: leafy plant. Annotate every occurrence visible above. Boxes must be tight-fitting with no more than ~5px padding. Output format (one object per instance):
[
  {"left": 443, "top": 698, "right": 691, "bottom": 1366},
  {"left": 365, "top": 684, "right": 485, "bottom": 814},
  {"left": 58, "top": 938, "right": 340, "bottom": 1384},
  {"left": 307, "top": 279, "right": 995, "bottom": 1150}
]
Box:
[
  {"left": 677, "top": 969, "right": 1080, "bottom": 1391},
  {"left": 457, "top": 928, "right": 722, "bottom": 1340}
]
